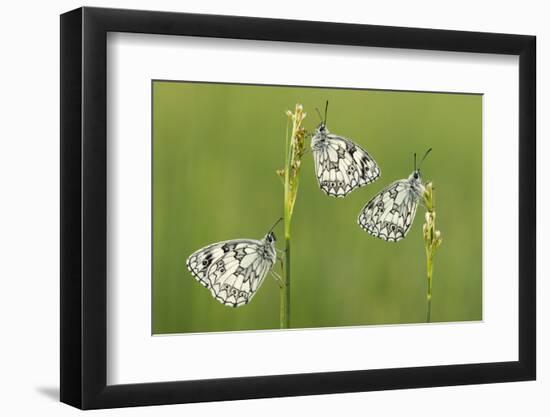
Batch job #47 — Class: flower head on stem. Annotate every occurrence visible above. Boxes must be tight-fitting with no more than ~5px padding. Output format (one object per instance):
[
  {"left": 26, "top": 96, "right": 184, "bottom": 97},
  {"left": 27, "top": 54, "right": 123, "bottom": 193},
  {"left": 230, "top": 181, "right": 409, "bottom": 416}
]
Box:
[
  {"left": 284, "top": 105, "right": 307, "bottom": 220},
  {"left": 422, "top": 181, "right": 442, "bottom": 322}
]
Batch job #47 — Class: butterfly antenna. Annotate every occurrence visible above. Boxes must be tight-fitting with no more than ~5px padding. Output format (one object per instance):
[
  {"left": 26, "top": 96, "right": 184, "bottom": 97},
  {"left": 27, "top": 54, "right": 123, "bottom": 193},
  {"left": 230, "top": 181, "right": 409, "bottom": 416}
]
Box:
[
  {"left": 419, "top": 148, "right": 433, "bottom": 169},
  {"left": 414, "top": 152, "right": 417, "bottom": 171},
  {"left": 267, "top": 217, "right": 283, "bottom": 233},
  {"left": 315, "top": 107, "right": 324, "bottom": 123},
  {"left": 324, "top": 101, "right": 329, "bottom": 125}
]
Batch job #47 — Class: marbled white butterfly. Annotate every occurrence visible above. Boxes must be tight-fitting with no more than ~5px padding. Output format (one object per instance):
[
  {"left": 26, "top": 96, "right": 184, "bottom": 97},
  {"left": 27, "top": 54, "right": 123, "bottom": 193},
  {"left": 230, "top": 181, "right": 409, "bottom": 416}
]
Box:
[
  {"left": 358, "top": 149, "right": 432, "bottom": 242},
  {"left": 186, "top": 219, "right": 282, "bottom": 307},
  {"left": 311, "top": 102, "right": 380, "bottom": 197}
]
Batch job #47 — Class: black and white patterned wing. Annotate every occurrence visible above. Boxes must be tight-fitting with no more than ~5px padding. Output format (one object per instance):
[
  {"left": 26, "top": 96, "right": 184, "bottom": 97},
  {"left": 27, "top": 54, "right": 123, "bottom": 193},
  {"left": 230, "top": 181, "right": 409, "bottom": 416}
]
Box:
[
  {"left": 313, "top": 135, "right": 380, "bottom": 197},
  {"left": 186, "top": 241, "right": 227, "bottom": 288},
  {"left": 186, "top": 240, "right": 273, "bottom": 307},
  {"left": 357, "top": 180, "right": 420, "bottom": 242}
]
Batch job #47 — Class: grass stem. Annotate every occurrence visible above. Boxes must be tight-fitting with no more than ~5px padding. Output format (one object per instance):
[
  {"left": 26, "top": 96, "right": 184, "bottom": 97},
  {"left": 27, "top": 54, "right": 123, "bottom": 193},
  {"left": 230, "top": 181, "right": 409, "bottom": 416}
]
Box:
[
  {"left": 422, "top": 182, "right": 442, "bottom": 323},
  {"left": 278, "top": 104, "right": 306, "bottom": 329},
  {"left": 426, "top": 252, "right": 433, "bottom": 322}
]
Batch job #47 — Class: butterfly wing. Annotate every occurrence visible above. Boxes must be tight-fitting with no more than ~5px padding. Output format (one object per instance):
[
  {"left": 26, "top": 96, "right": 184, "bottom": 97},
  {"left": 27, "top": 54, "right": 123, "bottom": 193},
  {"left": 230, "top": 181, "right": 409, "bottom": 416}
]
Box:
[
  {"left": 357, "top": 179, "right": 420, "bottom": 242},
  {"left": 313, "top": 134, "right": 380, "bottom": 197},
  {"left": 186, "top": 239, "right": 274, "bottom": 307}
]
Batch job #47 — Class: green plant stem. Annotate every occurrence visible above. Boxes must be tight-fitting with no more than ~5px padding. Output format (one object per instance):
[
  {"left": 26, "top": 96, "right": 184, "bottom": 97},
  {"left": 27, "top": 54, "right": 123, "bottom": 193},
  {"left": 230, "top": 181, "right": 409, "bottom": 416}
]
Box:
[
  {"left": 422, "top": 182, "right": 441, "bottom": 324},
  {"left": 281, "top": 236, "right": 291, "bottom": 328},
  {"left": 426, "top": 252, "right": 433, "bottom": 323},
  {"left": 280, "top": 116, "right": 291, "bottom": 329},
  {"left": 279, "top": 104, "right": 306, "bottom": 329},
  {"left": 281, "top": 144, "right": 291, "bottom": 329}
]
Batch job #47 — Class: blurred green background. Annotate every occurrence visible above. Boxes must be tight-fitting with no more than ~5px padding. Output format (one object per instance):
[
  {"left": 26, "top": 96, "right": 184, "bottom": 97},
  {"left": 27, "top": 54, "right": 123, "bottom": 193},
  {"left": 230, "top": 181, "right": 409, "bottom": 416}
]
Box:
[{"left": 152, "top": 80, "right": 482, "bottom": 334}]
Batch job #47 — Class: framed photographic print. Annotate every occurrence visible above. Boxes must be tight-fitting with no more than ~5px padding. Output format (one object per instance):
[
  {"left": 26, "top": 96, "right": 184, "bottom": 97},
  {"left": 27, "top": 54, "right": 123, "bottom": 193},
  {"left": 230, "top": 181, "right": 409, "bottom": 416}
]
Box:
[{"left": 60, "top": 6, "right": 536, "bottom": 409}]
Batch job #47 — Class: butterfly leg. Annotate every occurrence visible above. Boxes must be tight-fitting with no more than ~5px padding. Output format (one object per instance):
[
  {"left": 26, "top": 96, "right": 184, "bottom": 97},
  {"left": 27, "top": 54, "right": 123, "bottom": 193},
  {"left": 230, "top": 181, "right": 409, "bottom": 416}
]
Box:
[
  {"left": 271, "top": 270, "right": 285, "bottom": 288},
  {"left": 271, "top": 256, "right": 286, "bottom": 288},
  {"left": 418, "top": 196, "right": 428, "bottom": 209}
]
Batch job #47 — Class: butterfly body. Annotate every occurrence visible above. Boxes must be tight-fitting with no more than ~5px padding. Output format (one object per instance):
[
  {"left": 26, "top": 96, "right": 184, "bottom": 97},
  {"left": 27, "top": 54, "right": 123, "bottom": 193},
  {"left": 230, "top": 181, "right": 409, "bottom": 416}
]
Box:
[
  {"left": 311, "top": 123, "right": 380, "bottom": 197},
  {"left": 358, "top": 170, "right": 425, "bottom": 242},
  {"left": 186, "top": 232, "right": 277, "bottom": 307}
]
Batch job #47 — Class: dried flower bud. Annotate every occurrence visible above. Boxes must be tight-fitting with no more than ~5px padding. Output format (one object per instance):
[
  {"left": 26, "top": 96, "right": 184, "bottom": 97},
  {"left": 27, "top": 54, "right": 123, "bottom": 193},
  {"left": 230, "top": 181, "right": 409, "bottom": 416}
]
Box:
[{"left": 425, "top": 212, "right": 435, "bottom": 224}]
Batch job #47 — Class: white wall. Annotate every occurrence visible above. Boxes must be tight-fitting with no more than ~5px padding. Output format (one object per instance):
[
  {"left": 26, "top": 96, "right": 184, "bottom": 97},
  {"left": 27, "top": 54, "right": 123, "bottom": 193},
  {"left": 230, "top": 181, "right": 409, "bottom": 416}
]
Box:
[{"left": 0, "top": 0, "right": 545, "bottom": 415}]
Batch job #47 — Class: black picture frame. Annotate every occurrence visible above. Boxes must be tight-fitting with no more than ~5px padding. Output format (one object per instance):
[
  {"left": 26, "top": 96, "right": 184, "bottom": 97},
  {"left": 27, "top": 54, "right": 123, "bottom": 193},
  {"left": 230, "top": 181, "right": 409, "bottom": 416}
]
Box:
[{"left": 60, "top": 6, "right": 536, "bottom": 410}]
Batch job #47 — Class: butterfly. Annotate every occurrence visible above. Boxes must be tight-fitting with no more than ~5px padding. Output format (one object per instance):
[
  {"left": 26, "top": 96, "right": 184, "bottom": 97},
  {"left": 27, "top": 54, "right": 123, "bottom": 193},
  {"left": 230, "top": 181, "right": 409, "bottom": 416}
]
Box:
[
  {"left": 186, "top": 219, "right": 282, "bottom": 307},
  {"left": 358, "top": 149, "right": 432, "bottom": 242},
  {"left": 311, "top": 102, "right": 380, "bottom": 197}
]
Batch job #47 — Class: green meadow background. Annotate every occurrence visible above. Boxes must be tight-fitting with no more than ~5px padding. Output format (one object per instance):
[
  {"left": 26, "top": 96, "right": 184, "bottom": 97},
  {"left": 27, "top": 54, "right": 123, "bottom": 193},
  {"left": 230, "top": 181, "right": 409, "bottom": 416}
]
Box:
[{"left": 152, "top": 81, "right": 482, "bottom": 334}]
